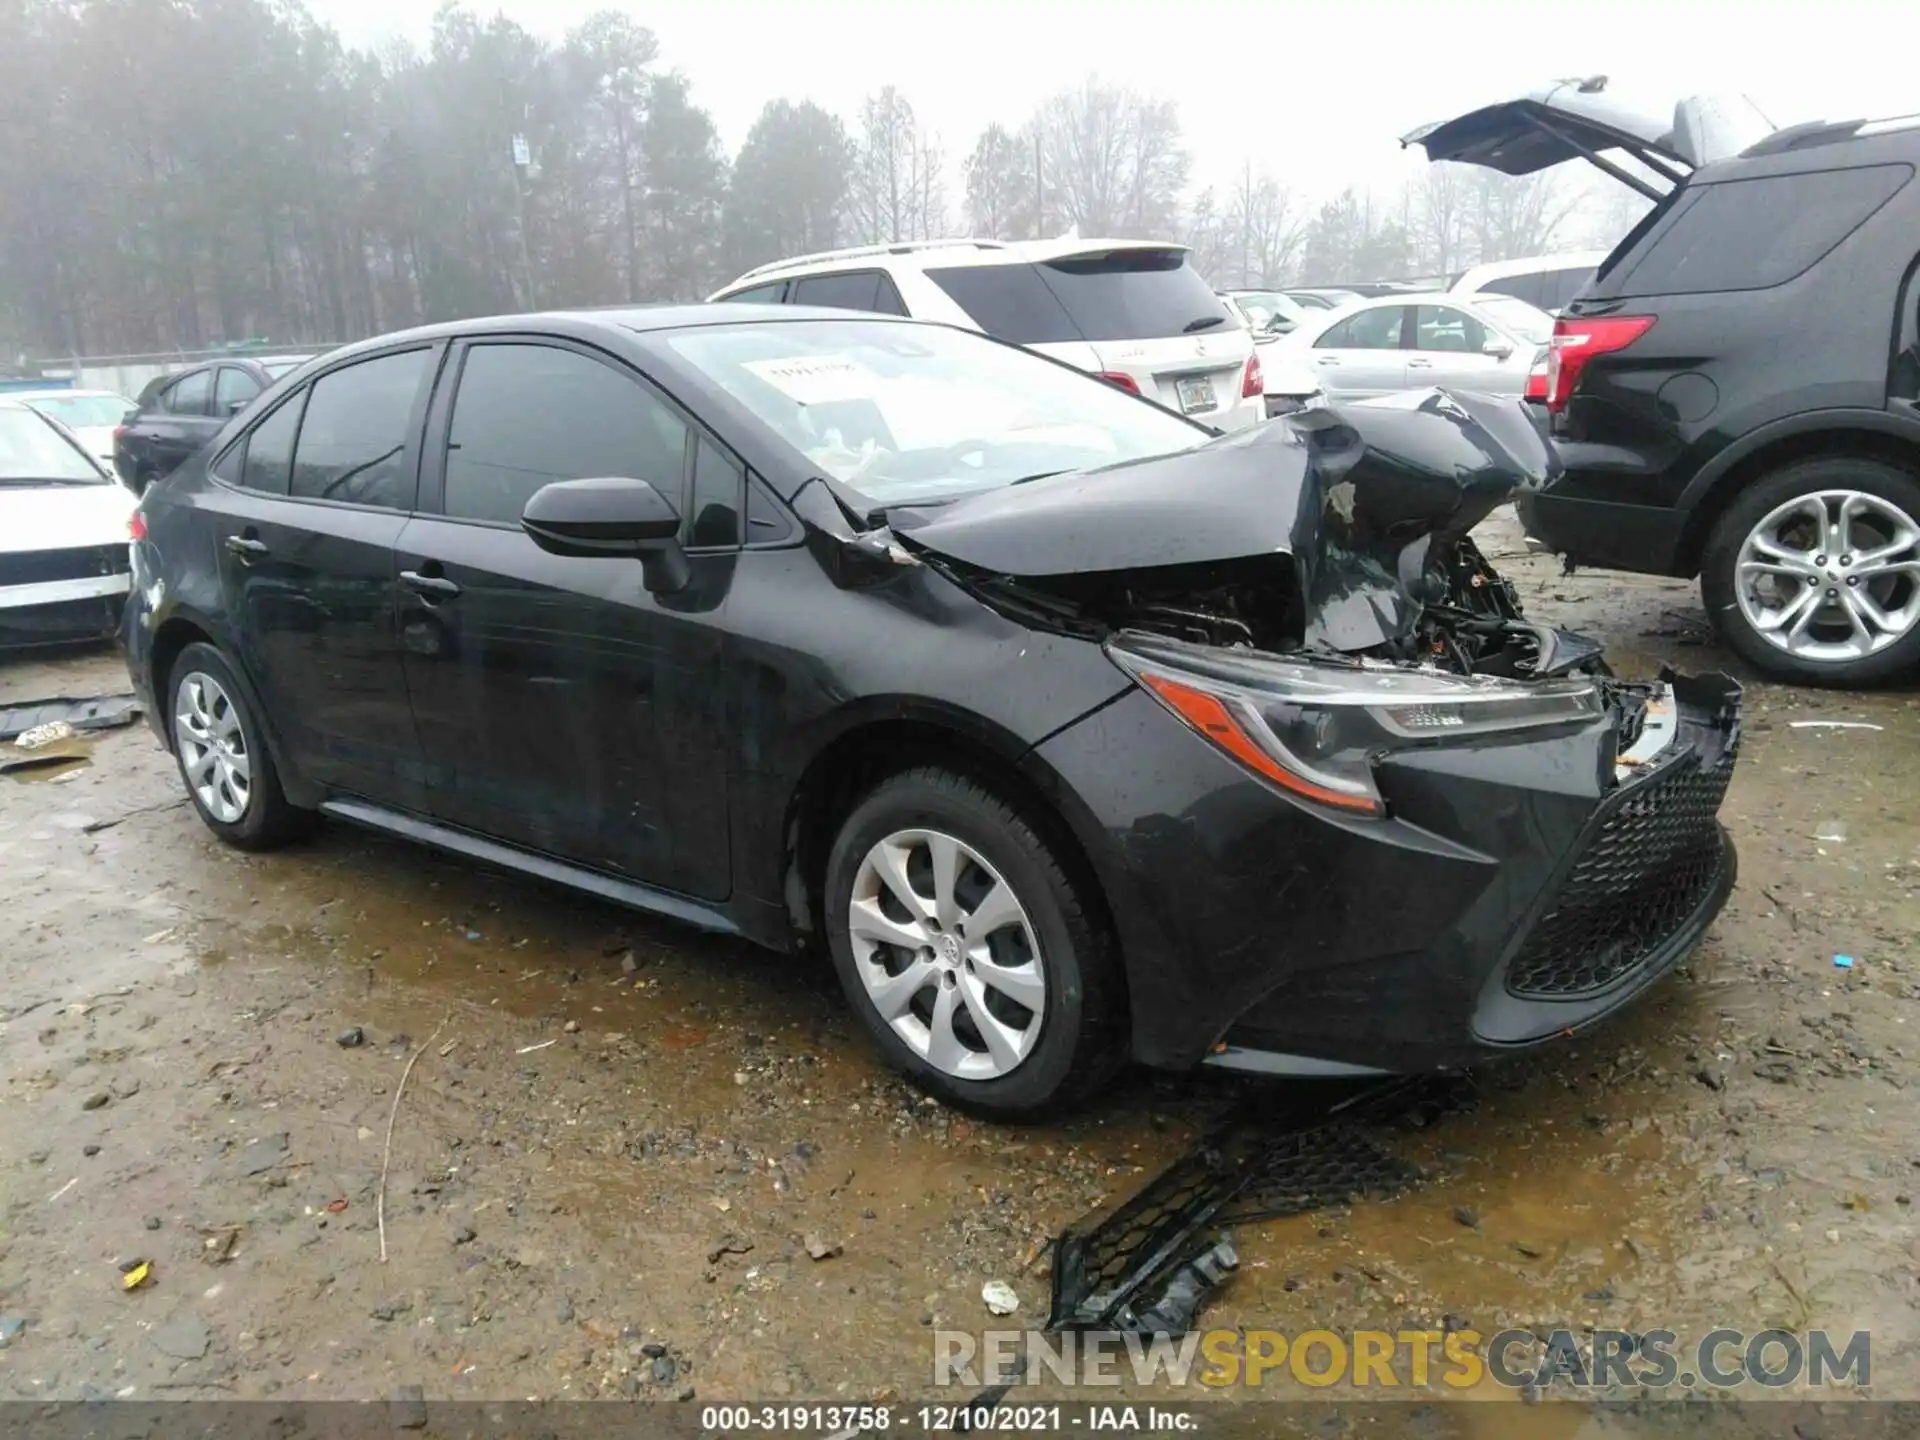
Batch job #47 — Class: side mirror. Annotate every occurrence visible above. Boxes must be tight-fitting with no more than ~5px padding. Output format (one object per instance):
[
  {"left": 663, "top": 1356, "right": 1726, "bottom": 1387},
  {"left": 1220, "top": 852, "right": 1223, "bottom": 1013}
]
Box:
[
  {"left": 1483, "top": 337, "right": 1514, "bottom": 361},
  {"left": 521, "top": 476, "right": 689, "bottom": 594}
]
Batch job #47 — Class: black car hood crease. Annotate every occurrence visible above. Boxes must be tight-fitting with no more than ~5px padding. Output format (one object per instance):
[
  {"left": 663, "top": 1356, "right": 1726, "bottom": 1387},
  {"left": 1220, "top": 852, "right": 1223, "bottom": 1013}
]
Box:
[{"left": 886, "top": 389, "right": 1563, "bottom": 653}]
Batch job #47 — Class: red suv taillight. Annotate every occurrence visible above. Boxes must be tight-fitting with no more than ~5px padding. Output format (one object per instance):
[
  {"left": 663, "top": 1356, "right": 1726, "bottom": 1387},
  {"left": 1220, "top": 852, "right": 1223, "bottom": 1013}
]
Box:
[
  {"left": 1094, "top": 371, "right": 1141, "bottom": 395},
  {"left": 128, "top": 511, "right": 146, "bottom": 541},
  {"left": 113, "top": 423, "right": 128, "bottom": 441},
  {"left": 1546, "top": 315, "right": 1655, "bottom": 414},
  {"left": 1241, "top": 351, "right": 1263, "bottom": 399}
]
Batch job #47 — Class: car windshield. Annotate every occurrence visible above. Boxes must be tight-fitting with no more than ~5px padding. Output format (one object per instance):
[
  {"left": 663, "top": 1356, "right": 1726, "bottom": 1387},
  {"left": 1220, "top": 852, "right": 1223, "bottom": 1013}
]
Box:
[
  {"left": 1473, "top": 295, "right": 1555, "bottom": 345},
  {"left": 1232, "top": 291, "right": 1304, "bottom": 331},
  {"left": 22, "top": 394, "right": 132, "bottom": 428},
  {"left": 0, "top": 406, "right": 107, "bottom": 483},
  {"left": 666, "top": 319, "right": 1208, "bottom": 505}
]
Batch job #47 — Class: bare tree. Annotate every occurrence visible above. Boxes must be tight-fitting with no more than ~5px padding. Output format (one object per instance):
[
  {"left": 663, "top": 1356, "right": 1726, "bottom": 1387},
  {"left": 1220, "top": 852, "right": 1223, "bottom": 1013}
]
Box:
[
  {"left": 1031, "top": 78, "right": 1188, "bottom": 238},
  {"left": 847, "top": 87, "right": 945, "bottom": 244},
  {"left": 962, "top": 123, "right": 1035, "bottom": 239},
  {"left": 1229, "top": 164, "right": 1303, "bottom": 287},
  {"left": 1411, "top": 163, "right": 1472, "bottom": 277}
]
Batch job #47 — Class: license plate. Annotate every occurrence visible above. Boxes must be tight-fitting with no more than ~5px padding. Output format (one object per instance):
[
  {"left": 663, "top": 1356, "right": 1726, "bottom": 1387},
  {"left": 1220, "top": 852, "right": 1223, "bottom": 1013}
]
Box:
[{"left": 1175, "top": 375, "right": 1218, "bottom": 414}]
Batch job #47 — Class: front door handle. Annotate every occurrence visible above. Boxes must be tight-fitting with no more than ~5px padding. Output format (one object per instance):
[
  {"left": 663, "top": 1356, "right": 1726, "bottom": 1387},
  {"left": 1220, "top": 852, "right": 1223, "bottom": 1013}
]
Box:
[
  {"left": 400, "top": 570, "right": 462, "bottom": 600},
  {"left": 225, "top": 534, "right": 269, "bottom": 559},
  {"left": 1407, "top": 358, "right": 1434, "bottom": 368},
  {"left": 1315, "top": 355, "right": 1339, "bottom": 366}
]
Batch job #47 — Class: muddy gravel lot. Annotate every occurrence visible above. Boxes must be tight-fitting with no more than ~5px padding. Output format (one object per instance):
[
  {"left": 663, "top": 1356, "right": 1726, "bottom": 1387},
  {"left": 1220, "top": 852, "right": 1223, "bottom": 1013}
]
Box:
[{"left": 2, "top": 511, "right": 1918, "bottom": 1413}]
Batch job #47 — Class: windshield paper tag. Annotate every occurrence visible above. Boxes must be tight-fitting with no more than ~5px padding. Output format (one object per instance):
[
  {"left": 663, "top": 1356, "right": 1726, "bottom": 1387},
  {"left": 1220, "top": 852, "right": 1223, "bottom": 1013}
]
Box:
[{"left": 743, "top": 355, "right": 878, "bottom": 406}]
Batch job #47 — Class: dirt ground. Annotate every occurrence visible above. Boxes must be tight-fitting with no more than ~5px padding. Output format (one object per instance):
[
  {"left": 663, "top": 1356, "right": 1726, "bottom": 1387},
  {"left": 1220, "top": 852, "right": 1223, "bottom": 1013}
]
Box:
[{"left": 2, "top": 508, "right": 1917, "bottom": 1413}]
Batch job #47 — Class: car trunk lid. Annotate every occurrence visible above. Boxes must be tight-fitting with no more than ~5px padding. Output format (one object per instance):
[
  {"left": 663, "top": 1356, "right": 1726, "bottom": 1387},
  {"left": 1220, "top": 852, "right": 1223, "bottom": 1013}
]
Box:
[{"left": 1400, "top": 77, "right": 1776, "bottom": 200}]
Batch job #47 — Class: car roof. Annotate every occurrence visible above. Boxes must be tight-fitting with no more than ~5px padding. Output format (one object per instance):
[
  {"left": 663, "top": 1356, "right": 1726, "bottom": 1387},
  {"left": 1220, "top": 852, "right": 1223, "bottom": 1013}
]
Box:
[
  {"left": 712, "top": 237, "right": 1189, "bottom": 294},
  {"left": 7, "top": 386, "right": 129, "bottom": 401},
  {"left": 288, "top": 304, "right": 933, "bottom": 368},
  {"left": 1452, "top": 251, "right": 1610, "bottom": 287}
]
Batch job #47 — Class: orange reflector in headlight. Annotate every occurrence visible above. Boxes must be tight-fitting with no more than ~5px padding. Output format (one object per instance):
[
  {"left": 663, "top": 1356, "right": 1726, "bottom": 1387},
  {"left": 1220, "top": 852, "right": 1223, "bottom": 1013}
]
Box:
[{"left": 1140, "top": 671, "right": 1384, "bottom": 816}]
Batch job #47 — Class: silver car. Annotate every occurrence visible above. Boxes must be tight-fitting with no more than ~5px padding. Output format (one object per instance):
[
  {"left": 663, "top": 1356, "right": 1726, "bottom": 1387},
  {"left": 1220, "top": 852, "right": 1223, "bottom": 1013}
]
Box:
[{"left": 1271, "top": 291, "right": 1556, "bottom": 403}]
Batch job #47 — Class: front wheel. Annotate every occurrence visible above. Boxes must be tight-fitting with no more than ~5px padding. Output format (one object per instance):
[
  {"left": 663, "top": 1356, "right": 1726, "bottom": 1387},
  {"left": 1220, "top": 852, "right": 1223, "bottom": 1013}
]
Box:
[
  {"left": 168, "top": 642, "right": 314, "bottom": 849},
  {"left": 1700, "top": 456, "right": 1920, "bottom": 686},
  {"left": 823, "top": 767, "right": 1124, "bottom": 1119}
]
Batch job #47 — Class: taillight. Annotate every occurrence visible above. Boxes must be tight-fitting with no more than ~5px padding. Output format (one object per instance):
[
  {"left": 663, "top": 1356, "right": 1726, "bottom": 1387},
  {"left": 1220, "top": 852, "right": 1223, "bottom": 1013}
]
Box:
[
  {"left": 128, "top": 511, "right": 147, "bottom": 541},
  {"left": 1241, "top": 351, "right": 1263, "bottom": 399},
  {"left": 113, "top": 424, "right": 127, "bottom": 440},
  {"left": 1546, "top": 315, "right": 1655, "bottom": 414},
  {"left": 1524, "top": 351, "right": 1549, "bottom": 403},
  {"left": 1094, "top": 371, "right": 1141, "bottom": 395}
]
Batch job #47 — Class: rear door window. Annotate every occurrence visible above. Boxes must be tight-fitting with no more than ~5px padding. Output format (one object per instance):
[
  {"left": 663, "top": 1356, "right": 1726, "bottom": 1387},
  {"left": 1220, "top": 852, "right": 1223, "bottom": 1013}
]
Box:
[
  {"left": 1413, "top": 305, "right": 1489, "bottom": 353},
  {"left": 214, "top": 366, "right": 261, "bottom": 413},
  {"left": 1609, "top": 163, "right": 1912, "bottom": 296},
  {"left": 164, "top": 369, "right": 211, "bottom": 416},
  {"left": 791, "top": 271, "right": 889, "bottom": 313},
  {"left": 718, "top": 282, "right": 787, "bottom": 305},
  {"left": 1318, "top": 307, "right": 1406, "bottom": 350},
  {"left": 288, "top": 348, "right": 431, "bottom": 509}
]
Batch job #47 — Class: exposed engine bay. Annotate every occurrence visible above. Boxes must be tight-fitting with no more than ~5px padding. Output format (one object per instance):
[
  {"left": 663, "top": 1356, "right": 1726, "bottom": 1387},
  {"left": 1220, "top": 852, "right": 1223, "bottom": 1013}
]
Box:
[{"left": 883, "top": 389, "right": 1612, "bottom": 682}]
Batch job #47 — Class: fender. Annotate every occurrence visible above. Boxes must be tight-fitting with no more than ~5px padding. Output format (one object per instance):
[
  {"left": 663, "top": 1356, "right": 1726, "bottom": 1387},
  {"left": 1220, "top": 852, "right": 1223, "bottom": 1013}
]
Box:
[
  {"left": 1675, "top": 406, "right": 1920, "bottom": 512},
  {"left": 142, "top": 592, "right": 320, "bottom": 810}
]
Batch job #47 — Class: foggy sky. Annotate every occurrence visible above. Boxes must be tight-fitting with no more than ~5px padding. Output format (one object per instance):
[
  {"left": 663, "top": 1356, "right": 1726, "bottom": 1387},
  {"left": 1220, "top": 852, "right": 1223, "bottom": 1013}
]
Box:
[{"left": 313, "top": 0, "right": 1916, "bottom": 206}]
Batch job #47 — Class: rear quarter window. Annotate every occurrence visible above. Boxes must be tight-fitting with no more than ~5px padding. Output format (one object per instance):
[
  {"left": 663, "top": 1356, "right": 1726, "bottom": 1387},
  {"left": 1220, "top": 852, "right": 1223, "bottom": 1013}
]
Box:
[
  {"left": 1607, "top": 163, "right": 1912, "bottom": 297},
  {"left": 924, "top": 264, "right": 1082, "bottom": 344}
]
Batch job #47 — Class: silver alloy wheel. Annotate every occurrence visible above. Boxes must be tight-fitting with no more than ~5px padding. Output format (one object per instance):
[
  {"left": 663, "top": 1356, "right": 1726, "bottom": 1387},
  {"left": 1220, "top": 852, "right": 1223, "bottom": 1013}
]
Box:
[
  {"left": 846, "top": 828, "right": 1046, "bottom": 1081},
  {"left": 1734, "top": 488, "right": 1920, "bottom": 661},
  {"left": 174, "top": 670, "right": 252, "bottom": 825}
]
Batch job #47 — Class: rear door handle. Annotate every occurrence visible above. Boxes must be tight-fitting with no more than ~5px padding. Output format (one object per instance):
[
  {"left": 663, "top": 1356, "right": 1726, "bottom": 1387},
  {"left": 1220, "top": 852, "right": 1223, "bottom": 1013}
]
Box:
[
  {"left": 400, "top": 570, "right": 462, "bottom": 600},
  {"left": 1315, "top": 356, "right": 1339, "bottom": 366},
  {"left": 225, "top": 534, "right": 269, "bottom": 559},
  {"left": 1407, "top": 358, "right": 1434, "bottom": 368}
]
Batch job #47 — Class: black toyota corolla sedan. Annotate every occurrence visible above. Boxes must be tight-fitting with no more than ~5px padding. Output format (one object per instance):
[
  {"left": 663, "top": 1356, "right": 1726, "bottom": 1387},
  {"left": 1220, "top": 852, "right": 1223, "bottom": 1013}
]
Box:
[{"left": 122, "top": 304, "right": 1742, "bottom": 1116}]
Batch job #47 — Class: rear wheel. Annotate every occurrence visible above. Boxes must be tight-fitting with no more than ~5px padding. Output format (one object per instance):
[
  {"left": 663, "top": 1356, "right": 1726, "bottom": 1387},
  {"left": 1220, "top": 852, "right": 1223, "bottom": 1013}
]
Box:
[
  {"left": 1701, "top": 456, "right": 1920, "bottom": 686},
  {"left": 168, "top": 642, "right": 313, "bottom": 849},
  {"left": 823, "top": 767, "right": 1124, "bottom": 1119}
]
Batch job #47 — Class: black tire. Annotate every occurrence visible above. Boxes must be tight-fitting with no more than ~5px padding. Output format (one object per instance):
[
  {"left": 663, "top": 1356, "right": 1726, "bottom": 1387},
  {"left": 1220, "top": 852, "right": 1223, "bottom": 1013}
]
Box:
[
  {"left": 823, "top": 767, "right": 1125, "bottom": 1119},
  {"left": 1700, "top": 456, "right": 1920, "bottom": 687},
  {"left": 166, "top": 642, "right": 314, "bottom": 850}
]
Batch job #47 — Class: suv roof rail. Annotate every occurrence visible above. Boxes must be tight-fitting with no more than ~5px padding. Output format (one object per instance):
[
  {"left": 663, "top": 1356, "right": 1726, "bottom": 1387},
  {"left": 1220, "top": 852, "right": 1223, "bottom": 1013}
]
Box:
[
  {"left": 1741, "top": 113, "right": 1920, "bottom": 158},
  {"left": 734, "top": 238, "right": 1008, "bottom": 283}
]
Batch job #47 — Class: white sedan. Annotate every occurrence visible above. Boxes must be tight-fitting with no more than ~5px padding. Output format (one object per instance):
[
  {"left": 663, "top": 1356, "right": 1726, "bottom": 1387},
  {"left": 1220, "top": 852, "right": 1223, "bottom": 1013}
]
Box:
[
  {"left": 0, "top": 399, "right": 135, "bottom": 648},
  {"left": 1262, "top": 291, "right": 1555, "bottom": 407},
  {"left": 7, "top": 387, "right": 136, "bottom": 471}
]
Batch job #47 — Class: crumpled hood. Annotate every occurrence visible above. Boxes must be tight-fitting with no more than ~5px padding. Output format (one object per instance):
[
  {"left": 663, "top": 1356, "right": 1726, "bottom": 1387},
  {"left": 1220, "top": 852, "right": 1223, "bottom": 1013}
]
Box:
[
  {"left": 0, "top": 481, "right": 134, "bottom": 557},
  {"left": 888, "top": 389, "right": 1561, "bottom": 653}
]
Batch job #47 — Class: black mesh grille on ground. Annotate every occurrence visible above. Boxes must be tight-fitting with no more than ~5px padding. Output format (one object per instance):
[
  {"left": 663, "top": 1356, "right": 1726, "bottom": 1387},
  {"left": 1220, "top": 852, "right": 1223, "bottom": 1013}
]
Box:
[
  {"left": 1046, "top": 1077, "right": 1474, "bottom": 1333},
  {"left": 1505, "top": 745, "right": 1735, "bottom": 1000}
]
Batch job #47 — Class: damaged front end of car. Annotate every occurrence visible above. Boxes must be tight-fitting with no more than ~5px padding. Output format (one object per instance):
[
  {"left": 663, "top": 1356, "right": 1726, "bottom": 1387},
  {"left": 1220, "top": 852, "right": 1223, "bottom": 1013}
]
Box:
[
  {"left": 883, "top": 387, "right": 1607, "bottom": 683},
  {"left": 861, "top": 389, "right": 1741, "bottom": 1079}
]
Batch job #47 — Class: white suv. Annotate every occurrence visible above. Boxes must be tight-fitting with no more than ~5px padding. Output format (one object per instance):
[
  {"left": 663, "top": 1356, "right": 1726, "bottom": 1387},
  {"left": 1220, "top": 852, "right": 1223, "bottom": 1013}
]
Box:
[{"left": 709, "top": 238, "right": 1264, "bottom": 431}]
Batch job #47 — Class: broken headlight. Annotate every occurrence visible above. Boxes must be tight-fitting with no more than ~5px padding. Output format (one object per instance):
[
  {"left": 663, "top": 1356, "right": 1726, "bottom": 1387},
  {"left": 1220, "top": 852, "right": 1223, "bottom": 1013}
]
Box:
[{"left": 1108, "top": 634, "right": 1603, "bottom": 818}]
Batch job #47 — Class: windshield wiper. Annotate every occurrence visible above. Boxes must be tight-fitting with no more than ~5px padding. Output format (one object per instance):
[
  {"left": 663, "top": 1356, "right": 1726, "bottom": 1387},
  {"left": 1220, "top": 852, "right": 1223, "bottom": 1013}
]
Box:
[{"left": 1183, "top": 315, "right": 1228, "bottom": 333}]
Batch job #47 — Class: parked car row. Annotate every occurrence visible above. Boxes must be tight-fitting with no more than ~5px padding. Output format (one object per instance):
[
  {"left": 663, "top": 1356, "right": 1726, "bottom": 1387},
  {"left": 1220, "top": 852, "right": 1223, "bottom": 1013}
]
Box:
[{"left": 1406, "top": 78, "right": 1920, "bottom": 686}]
